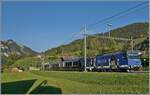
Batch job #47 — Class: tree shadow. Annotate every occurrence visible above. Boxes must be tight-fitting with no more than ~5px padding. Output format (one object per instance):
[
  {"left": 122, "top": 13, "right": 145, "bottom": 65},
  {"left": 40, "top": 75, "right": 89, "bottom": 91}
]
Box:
[
  {"left": 30, "top": 80, "right": 62, "bottom": 94},
  {"left": 1, "top": 79, "right": 37, "bottom": 94}
]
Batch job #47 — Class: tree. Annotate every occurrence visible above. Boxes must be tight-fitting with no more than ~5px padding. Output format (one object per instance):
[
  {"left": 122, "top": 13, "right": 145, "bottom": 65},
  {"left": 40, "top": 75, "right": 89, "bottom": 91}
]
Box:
[{"left": 12, "top": 57, "right": 42, "bottom": 70}]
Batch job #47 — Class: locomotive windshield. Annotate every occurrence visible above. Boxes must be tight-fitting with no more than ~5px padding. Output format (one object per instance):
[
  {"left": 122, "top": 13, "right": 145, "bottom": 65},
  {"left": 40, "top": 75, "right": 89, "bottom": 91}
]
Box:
[{"left": 128, "top": 54, "right": 139, "bottom": 59}]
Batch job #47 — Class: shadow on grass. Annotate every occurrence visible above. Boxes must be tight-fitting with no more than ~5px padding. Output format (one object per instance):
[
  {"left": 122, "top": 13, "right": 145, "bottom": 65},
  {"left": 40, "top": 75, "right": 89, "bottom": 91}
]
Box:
[
  {"left": 30, "top": 80, "right": 62, "bottom": 94},
  {"left": 1, "top": 79, "right": 37, "bottom": 94},
  {"left": 2, "top": 79, "right": 62, "bottom": 94}
]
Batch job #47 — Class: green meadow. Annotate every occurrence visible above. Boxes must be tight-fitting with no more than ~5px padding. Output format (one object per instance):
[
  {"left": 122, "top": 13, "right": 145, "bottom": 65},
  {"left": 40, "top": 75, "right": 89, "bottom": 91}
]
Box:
[{"left": 1, "top": 71, "right": 149, "bottom": 94}]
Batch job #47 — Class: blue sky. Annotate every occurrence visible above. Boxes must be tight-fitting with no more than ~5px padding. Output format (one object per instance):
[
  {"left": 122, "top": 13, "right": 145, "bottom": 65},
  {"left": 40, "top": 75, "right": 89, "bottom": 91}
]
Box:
[{"left": 2, "top": 1, "right": 149, "bottom": 52}]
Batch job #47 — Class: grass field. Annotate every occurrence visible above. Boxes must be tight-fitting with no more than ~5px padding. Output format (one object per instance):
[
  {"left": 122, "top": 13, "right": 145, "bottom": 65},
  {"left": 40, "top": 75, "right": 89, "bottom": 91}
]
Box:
[{"left": 1, "top": 71, "right": 149, "bottom": 94}]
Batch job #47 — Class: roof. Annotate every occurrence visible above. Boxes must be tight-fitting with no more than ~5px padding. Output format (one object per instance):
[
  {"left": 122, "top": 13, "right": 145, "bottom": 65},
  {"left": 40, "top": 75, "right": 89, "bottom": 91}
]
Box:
[
  {"left": 96, "top": 51, "right": 125, "bottom": 57},
  {"left": 63, "top": 57, "right": 81, "bottom": 62}
]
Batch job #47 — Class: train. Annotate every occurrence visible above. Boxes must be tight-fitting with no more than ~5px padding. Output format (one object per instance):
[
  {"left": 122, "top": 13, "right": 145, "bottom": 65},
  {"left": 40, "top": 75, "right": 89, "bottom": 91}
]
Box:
[{"left": 49, "top": 50, "right": 142, "bottom": 72}]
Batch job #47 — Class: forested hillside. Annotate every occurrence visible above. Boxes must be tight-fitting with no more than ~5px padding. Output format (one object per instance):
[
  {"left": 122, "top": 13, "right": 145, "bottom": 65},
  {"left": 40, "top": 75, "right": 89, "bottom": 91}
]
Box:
[{"left": 45, "top": 22, "right": 149, "bottom": 60}]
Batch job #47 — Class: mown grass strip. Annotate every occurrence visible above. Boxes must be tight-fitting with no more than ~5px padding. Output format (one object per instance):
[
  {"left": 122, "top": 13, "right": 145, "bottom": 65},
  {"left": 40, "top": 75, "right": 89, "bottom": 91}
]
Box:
[{"left": 1, "top": 71, "right": 149, "bottom": 94}]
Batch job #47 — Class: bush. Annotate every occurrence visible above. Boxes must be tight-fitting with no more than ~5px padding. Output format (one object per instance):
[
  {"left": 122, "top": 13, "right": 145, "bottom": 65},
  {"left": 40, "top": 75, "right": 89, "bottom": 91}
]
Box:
[{"left": 11, "top": 57, "right": 42, "bottom": 71}]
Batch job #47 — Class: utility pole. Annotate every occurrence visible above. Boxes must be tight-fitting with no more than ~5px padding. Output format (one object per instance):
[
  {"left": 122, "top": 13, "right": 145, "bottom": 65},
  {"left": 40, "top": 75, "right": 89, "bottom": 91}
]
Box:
[
  {"left": 84, "top": 24, "right": 87, "bottom": 72},
  {"left": 42, "top": 54, "right": 45, "bottom": 70},
  {"left": 61, "top": 47, "right": 63, "bottom": 56},
  {"left": 130, "top": 36, "right": 133, "bottom": 52},
  {"left": 107, "top": 24, "right": 112, "bottom": 38}
]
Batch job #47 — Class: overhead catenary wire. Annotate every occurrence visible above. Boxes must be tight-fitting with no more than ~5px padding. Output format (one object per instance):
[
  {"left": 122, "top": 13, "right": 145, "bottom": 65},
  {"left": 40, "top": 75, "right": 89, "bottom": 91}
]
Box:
[
  {"left": 86, "top": 4, "right": 148, "bottom": 38},
  {"left": 104, "top": 3, "right": 149, "bottom": 25},
  {"left": 60, "top": 29, "right": 83, "bottom": 57},
  {"left": 61, "top": 2, "right": 148, "bottom": 50},
  {"left": 57, "top": 1, "right": 148, "bottom": 58},
  {"left": 84, "top": 1, "right": 148, "bottom": 41},
  {"left": 85, "top": 2, "right": 148, "bottom": 37},
  {"left": 81, "top": 2, "right": 148, "bottom": 60},
  {"left": 87, "top": 2, "right": 148, "bottom": 30},
  {"left": 102, "top": 3, "right": 148, "bottom": 30}
]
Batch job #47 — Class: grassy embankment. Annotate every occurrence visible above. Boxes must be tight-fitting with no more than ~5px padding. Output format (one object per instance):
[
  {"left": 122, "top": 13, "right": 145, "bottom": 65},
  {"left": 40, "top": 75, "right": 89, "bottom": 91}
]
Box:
[{"left": 1, "top": 71, "right": 149, "bottom": 94}]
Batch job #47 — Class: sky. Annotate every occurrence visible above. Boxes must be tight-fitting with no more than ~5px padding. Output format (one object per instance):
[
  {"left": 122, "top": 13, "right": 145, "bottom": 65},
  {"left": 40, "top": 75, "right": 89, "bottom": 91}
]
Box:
[{"left": 2, "top": 1, "right": 149, "bottom": 52}]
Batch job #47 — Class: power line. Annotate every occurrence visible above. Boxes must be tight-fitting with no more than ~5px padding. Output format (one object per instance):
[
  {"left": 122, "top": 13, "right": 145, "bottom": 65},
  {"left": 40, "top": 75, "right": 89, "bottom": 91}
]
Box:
[
  {"left": 60, "top": 29, "right": 83, "bottom": 57},
  {"left": 64, "top": 32, "right": 82, "bottom": 44},
  {"left": 87, "top": 2, "right": 148, "bottom": 30},
  {"left": 86, "top": 3, "right": 148, "bottom": 37},
  {"left": 104, "top": 3, "right": 148, "bottom": 24},
  {"left": 53, "top": 2, "right": 148, "bottom": 58},
  {"left": 86, "top": 3, "right": 148, "bottom": 35},
  {"left": 61, "top": 2, "right": 148, "bottom": 50}
]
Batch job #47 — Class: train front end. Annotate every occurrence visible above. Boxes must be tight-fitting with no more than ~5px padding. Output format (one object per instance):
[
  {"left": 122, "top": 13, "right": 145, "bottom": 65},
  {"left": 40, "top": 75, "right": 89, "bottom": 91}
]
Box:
[{"left": 127, "top": 51, "right": 142, "bottom": 70}]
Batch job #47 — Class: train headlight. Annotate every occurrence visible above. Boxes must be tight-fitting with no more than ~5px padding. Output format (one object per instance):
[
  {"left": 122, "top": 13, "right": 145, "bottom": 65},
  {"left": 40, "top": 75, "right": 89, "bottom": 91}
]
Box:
[
  {"left": 120, "top": 65, "right": 128, "bottom": 68},
  {"left": 138, "top": 52, "right": 142, "bottom": 55}
]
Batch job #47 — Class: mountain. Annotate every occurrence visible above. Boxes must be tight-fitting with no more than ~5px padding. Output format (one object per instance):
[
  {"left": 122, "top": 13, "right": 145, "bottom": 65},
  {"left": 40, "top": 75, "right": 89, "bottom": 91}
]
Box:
[
  {"left": 1, "top": 39, "right": 37, "bottom": 57},
  {"left": 1, "top": 39, "right": 38, "bottom": 67},
  {"left": 100, "top": 22, "right": 148, "bottom": 39},
  {"left": 45, "top": 22, "right": 149, "bottom": 60}
]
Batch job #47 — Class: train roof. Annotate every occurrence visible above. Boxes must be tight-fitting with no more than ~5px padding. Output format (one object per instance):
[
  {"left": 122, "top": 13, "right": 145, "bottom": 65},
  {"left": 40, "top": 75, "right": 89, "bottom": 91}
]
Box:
[
  {"left": 63, "top": 57, "right": 82, "bottom": 62},
  {"left": 96, "top": 51, "right": 125, "bottom": 57},
  {"left": 62, "top": 57, "right": 94, "bottom": 62},
  {"left": 127, "top": 50, "right": 141, "bottom": 54}
]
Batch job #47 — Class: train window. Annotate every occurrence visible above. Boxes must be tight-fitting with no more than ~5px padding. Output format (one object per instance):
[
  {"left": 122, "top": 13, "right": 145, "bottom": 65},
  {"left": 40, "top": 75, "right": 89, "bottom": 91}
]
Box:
[
  {"left": 65, "top": 63, "right": 68, "bottom": 67},
  {"left": 65, "top": 62, "right": 72, "bottom": 67},
  {"left": 79, "top": 61, "right": 81, "bottom": 66},
  {"left": 73, "top": 62, "right": 75, "bottom": 66},
  {"left": 65, "top": 62, "right": 69, "bottom": 67},
  {"left": 73, "top": 61, "right": 79, "bottom": 67},
  {"left": 69, "top": 62, "right": 72, "bottom": 67},
  {"left": 75, "top": 62, "right": 78, "bottom": 66},
  {"left": 73, "top": 62, "right": 76, "bottom": 64}
]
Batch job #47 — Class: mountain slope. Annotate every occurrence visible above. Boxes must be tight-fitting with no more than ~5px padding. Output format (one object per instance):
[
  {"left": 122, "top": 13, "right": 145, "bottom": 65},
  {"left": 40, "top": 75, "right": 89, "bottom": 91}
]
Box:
[
  {"left": 101, "top": 22, "right": 148, "bottom": 39},
  {"left": 1, "top": 39, "right": 37, "bottom": 57},
  {"left": 1, "top": 39, "right": 38, "bottom": 66},
  {"left": 45, "top": 22, "right": 149, "bottom": 59}
]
